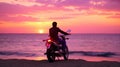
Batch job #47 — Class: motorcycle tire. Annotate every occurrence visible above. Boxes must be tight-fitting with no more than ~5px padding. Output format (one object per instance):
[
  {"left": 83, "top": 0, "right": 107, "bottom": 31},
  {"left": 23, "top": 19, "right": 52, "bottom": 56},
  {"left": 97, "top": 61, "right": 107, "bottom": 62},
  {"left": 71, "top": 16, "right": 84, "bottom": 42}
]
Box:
[
  {"left": 46, "top": 49, "right": 55, "bottom": 62},
  {"left": 63, "top": 47, "right": 69, "bottom": 60}
]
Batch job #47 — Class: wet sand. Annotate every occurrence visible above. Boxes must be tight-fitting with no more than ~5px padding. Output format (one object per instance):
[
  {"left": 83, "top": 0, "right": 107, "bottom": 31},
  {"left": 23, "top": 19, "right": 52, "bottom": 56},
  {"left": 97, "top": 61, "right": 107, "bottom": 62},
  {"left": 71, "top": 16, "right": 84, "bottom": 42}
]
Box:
[{"left": 0, "top": 59, "right": 120, "bottom": 67}]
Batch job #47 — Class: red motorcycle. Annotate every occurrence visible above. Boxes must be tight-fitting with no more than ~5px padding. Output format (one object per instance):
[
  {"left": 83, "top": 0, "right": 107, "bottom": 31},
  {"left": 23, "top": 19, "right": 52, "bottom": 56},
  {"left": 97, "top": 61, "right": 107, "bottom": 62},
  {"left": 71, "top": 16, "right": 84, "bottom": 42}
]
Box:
[{"left": 43, "top": 35, "right": 69, "bottom": 62}]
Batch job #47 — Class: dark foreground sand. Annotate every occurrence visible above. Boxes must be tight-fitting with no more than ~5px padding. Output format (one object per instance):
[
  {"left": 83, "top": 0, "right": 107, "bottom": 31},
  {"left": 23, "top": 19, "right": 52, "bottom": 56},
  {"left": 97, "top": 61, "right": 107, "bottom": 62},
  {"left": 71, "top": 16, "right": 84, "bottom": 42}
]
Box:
[{"left": 0, "top": 59, "right": 120, "bottom": 67}]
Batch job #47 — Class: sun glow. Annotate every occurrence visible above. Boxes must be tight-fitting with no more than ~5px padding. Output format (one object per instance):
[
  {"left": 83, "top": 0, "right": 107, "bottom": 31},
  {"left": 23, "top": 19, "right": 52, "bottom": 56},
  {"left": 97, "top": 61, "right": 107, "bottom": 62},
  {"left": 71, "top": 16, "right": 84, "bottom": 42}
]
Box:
[{"left": 38, "top": 29, "right": 44, "bottom": 34}]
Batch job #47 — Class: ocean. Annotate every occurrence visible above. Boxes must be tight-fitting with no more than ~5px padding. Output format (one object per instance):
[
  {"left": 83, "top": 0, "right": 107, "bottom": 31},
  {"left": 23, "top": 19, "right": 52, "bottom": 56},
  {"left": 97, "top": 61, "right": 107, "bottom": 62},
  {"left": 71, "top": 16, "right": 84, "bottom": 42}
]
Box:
[{"left": 0, "top": 33, "right": 120, "bottom": 62}]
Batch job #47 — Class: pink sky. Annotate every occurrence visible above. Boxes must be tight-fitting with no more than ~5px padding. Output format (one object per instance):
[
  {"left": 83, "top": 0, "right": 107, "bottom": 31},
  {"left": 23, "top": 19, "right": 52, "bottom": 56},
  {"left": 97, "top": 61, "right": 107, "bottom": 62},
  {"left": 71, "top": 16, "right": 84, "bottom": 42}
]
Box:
[{"left": 0, "top": 0, "right": 120, "bottom": 33}]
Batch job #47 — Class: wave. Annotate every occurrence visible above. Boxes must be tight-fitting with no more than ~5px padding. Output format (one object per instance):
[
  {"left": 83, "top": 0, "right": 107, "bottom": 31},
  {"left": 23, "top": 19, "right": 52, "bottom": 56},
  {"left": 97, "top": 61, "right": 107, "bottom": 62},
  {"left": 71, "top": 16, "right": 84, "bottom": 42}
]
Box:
[
  {"left": 69, "top": 51, "right": 117, "bottom": 57},
  {"left": 0, "top": 51, "right": 37, "bottom": 57},
  {"left": 0, "top": 51, "right": 119, "bottom": 58}
]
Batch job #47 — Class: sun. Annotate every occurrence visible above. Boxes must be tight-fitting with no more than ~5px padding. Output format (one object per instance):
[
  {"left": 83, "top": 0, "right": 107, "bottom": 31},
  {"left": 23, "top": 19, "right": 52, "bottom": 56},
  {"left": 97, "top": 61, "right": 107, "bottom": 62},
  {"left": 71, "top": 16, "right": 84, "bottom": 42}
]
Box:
[{"left": 38, "top": 29, "right": 44, "bottom": 34}]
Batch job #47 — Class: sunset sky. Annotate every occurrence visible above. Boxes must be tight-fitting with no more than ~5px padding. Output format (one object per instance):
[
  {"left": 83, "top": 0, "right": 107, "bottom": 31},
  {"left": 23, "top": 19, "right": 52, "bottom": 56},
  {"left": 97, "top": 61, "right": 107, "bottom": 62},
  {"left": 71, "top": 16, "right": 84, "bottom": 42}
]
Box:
[{"left": 0, "top": 0, "right": 120, "bottom": 33}]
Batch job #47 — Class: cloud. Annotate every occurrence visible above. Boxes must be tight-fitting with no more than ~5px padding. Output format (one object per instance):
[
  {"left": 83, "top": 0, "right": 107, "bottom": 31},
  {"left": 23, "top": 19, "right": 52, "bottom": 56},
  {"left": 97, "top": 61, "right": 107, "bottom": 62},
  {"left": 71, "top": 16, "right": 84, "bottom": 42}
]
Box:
[
  {"left": 1, "top": 0, "right": 120, "bottom": 11},
  {"left": 108, "top": 14, "right": 120, "bottom": 18},
  {"left": 0, "top": 2, "right": 40, "bottom": 22},
  {"left": 48, "top": 16, "right": 73, "bottom": 20},
  {"left": 109, "top": 16, "right": 120, "bottom": 18},
  {"left": 0, "top": 0, "right": 120, "bottom": 23},
  {"left": 35, "top": 0, "right": 120, "bottom": 11},
  {"left": 0, "top": 14, "right": 39, "bottom": 22},
  {"left": 0, "top": 2, "right": 31, "bottom": 15},
  {"left": 0, "top": 0, "right": 44, "bottom": 6},
  {"left": 92, "top": 0, "right": 120, "bottom": 11}
]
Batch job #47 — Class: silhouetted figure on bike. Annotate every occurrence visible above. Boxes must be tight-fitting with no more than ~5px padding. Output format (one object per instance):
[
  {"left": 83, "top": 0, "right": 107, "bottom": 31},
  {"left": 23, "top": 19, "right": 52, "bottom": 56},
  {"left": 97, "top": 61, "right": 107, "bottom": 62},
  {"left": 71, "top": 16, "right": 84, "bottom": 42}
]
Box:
[{"left": 49, "top": 21, "right": 70, "bottom": 44}]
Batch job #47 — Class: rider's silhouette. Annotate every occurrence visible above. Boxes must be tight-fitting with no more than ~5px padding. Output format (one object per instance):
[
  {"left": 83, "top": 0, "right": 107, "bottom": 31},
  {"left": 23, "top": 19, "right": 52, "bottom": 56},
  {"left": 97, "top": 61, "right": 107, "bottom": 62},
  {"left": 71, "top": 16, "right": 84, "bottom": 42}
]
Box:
[{"left": 49, "top": 22, "right": 69, "bottom": 44}]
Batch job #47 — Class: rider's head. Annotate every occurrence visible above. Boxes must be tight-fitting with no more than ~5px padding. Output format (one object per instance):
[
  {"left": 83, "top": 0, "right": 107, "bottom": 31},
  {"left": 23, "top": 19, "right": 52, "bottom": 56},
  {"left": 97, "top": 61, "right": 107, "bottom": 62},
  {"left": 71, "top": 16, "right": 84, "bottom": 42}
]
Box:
[{"left": 52, "top": 22, "right": 57, "bottom": 27}]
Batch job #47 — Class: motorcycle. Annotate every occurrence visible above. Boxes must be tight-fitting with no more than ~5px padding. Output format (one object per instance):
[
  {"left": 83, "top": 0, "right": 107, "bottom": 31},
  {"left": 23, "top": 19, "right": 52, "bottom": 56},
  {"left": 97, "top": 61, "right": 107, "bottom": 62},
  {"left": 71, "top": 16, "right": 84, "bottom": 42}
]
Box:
[{"left": 43, "top": 35, "right": 69, "bottom": 62}]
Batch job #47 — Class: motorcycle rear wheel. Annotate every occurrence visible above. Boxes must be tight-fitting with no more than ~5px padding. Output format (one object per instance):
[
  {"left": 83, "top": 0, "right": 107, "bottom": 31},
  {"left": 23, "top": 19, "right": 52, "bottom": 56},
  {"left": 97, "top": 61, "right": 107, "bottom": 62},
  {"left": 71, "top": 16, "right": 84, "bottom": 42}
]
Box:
[{"left": 46, "top": 49, "right": 55, "bottom": 62}]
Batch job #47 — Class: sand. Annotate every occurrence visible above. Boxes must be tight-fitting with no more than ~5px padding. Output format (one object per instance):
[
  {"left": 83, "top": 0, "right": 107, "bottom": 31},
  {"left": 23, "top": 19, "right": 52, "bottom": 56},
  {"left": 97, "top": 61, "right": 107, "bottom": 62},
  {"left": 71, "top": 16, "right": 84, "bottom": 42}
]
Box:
[{"left": 0, "top": 59, "right": 120, "bottom": 67}]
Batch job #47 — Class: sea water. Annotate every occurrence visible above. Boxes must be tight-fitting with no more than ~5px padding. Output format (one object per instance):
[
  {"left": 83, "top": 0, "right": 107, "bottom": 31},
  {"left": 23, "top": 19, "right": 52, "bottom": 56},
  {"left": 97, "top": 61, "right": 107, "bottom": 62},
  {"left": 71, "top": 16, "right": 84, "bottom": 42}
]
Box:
[{"left": 0, "top": 33, "right": 120, "bottom": 62}]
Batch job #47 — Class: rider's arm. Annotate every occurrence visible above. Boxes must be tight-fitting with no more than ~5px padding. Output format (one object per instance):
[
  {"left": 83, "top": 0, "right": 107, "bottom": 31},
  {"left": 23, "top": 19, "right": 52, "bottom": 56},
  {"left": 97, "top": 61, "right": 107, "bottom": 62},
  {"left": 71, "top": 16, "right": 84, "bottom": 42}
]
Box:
[{"left": 58, "top": 28, "right": 70, "bottom": 35}]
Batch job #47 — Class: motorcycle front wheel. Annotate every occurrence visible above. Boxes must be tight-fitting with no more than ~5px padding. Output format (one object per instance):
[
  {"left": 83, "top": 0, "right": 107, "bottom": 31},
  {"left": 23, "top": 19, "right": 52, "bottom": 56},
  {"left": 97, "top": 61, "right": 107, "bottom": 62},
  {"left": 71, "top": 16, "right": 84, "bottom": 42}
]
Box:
[{"left": 63, "top": 47, "right": 69, "bottom": 60}]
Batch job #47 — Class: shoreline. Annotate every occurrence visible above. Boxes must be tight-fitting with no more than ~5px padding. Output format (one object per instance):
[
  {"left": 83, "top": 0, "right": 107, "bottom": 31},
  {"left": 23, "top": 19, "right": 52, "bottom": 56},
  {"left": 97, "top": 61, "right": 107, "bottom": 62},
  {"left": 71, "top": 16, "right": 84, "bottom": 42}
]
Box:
[{"left": 0, "top": 59, "right": 120, "bottom": 67}]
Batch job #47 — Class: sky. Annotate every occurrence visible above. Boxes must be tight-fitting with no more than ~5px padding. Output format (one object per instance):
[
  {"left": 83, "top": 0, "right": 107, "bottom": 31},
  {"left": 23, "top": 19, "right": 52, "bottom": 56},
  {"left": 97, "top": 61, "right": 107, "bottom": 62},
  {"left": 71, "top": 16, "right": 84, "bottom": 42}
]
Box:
[{"left": 0, "top": 0, "right": 120, "bottom": 34}]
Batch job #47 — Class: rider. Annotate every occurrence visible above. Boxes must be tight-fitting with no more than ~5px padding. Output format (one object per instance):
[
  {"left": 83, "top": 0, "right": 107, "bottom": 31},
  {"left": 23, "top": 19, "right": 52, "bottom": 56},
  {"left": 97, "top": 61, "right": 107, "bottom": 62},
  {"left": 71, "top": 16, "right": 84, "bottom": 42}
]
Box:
[{"left": 49, "top": 21, "right": 70, "bottom": 46}]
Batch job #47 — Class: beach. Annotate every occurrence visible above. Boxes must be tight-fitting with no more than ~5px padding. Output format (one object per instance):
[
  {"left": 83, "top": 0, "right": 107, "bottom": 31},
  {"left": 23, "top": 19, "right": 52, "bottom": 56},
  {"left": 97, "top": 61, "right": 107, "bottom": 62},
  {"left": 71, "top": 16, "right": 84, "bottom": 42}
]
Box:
[{"left": 0, "top": 59, "right": 120, "bottom": 67}]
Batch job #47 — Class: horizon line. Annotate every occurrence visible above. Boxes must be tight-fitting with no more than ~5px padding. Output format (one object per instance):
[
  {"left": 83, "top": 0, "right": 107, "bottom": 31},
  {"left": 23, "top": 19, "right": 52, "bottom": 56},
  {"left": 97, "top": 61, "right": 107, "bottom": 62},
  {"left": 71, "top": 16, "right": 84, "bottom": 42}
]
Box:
[{"left": 0, "top": 33, "right": 120, "bottom": 34}]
